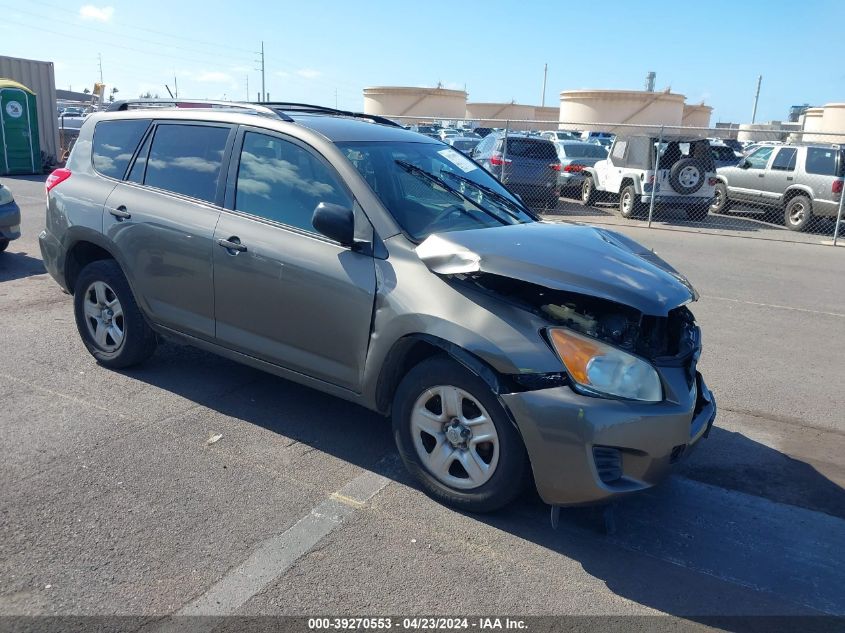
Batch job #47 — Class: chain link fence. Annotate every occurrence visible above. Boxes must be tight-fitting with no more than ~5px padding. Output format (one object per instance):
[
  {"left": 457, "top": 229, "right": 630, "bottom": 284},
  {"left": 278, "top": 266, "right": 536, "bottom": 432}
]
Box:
[{"left": 387, "top": 115, "right": 845, "bottom": 246}]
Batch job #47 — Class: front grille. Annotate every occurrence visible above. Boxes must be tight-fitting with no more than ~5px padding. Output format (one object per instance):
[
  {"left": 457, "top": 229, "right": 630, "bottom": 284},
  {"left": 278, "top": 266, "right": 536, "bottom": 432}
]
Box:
[{"left": 593, "top": 446, "right": 623, "bottom": 484}]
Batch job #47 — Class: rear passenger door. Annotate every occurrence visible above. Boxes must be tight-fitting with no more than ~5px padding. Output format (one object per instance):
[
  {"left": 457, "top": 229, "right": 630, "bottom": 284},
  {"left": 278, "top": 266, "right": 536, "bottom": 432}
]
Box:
[
  {"left": 212, "top": 128, "right": 376, "bottom": 391},
  {"left": 764, "top": 147, "right": 797, "bottom": 203},
  {"left": 104, "top": 121, "right": 235, "bottom": 340}
]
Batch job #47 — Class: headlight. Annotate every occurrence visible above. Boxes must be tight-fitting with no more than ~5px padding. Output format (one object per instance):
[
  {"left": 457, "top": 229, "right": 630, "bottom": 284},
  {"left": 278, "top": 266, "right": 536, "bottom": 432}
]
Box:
[{"left": 548, "top": 328, "right": 662, "bottom": 402}]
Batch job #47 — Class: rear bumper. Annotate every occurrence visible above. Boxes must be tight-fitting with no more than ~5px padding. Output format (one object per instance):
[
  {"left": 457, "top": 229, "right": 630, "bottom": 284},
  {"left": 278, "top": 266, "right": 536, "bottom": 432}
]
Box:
[
  {"left": 0, "top": 201, "right": 21, "bottom": 240},
  {"left": 502, "top": 369, "right": 716, "bottom": 506},
  {"left": 38, "top": 229, "right": 69, "bottom": 292}
]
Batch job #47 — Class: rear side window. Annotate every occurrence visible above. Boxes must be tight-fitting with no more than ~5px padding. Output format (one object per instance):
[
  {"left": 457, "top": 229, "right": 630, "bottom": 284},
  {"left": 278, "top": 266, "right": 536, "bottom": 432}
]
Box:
[
  {"left": 144, "top": 124, "right": 230, "bottom": 203},
  {"left": 771, "top": 148, "right": 797, "bottom": 171},
  {"left": 505, "top": 139, "right": 557, "bottom": 160},
  {"left": 805, "top": 147, "right": 841, "bottom": 176},
  {"left": 92, "top": 119, "right": 150, "bottom": 178}
]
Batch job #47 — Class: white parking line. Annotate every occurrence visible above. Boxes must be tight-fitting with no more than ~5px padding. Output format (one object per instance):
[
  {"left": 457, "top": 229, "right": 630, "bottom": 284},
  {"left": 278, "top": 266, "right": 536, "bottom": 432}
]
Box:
[
  {"left": 167, "top": 466, "right": 392, "bottom": 620},
  {"left": 701, "top": 294, "right": 845, "bottom": 319}
]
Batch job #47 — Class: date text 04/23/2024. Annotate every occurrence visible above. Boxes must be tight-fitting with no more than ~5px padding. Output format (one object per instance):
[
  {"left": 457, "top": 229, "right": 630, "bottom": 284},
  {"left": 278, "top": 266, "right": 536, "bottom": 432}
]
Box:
[{"left": 307, "top": 618, "right": 528, "bottom": 630}]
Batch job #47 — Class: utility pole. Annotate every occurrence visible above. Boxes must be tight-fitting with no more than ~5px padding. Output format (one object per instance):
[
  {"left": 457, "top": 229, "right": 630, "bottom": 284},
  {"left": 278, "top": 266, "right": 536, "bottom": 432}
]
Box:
[
  {"left": 98, "top": 53, "right": 103, "bottom": 83},
  {"left": 256, "top": 41, "right": 266, "bottom": 102},
  {"left": 173, "top": 74, "right": 178, "bottom": 98},
  {"left": 541, "top": 63, "right": 548, "bottom": 107},
  {"left": 751, "top": 74, "right": 762, "bottom": 124}
]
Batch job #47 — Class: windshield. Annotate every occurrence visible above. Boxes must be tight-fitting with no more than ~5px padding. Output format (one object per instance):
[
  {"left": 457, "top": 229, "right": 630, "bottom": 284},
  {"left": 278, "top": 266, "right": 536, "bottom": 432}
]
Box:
[{"left": 337, "top": 141, "right": 535, "bottom": 241}]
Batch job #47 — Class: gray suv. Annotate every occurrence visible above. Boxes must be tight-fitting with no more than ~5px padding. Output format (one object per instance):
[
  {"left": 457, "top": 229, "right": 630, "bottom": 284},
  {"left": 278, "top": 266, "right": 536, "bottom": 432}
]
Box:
[
  {"left": 39, "top": 102, "right": 715, "bottom": 513},
  {"left": 711, "top": 143, "right": 845, "bottom": 231}
]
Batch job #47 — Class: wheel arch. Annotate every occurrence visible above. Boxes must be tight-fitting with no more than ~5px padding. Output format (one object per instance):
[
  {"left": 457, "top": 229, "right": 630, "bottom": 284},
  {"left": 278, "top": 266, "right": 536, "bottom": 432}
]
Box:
[
  {"left": 374, "top": 333, "right": 513, "bottom": 416},
  {"left": 782, "top": 185, "right": 814, "bottom": 207},
  {"left": 63, "top": 230, "right": 122, "bottom": 294}
]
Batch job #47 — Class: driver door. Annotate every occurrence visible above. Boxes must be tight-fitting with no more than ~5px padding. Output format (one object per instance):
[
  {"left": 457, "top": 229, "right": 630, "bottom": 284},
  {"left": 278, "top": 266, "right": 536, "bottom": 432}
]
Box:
[{"left": 212, "top": 128, "right": 376, "bottom": 391}]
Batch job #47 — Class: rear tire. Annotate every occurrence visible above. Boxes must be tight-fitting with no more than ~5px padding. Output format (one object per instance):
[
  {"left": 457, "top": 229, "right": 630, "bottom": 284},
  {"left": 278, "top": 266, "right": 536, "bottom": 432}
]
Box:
[
  {"left": 619, "top": 185, "right": 645, "bottom": 219},
  {"left": 73, "top": 259, "right": 157, "bottom": 368},
  {"left": 392, "top": 356, "right": 528, "bottom": 513},
  {"left": 784, "top": 195, "right": 813, "bottom": 232},
  {"left": 580, "top": 176, "right": 596, "bottom": 206},
  {"left": 710, "top": 182, "right": 731, "bottom": 214}
]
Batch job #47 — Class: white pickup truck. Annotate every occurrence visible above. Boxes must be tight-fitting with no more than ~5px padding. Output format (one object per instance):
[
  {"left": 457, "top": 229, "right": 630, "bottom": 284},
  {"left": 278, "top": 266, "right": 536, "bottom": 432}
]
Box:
[{"left": 580, "top": 135, "right": 718, "bottom": 221}]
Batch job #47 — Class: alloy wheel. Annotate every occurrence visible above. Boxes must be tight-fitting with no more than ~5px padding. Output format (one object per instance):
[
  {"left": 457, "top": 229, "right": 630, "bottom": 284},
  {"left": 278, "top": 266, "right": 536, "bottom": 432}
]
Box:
[{"left": 82, "top": 281, "right": 125, "bottom": 352}]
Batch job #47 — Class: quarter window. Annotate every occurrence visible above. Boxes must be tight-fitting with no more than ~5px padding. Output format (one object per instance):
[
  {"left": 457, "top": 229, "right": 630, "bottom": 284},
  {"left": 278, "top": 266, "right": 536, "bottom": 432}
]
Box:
[
  {"left": 745, "top": 146, "right": 774, "bottom": 169},
  {"left": 235, "top": 132, "right": 352, "bottom": 234},
  {"left": 805, "top": 147, "right": 840, "bottom": 176},
  {"left": 144, "top": 124, "right": 230, "bottom": 203},
  {"left": 771, "top": 148, "right": 797, "bottom": 171},
  {"left": 92, "top": 119, "right": 150, "bottom": 179}
]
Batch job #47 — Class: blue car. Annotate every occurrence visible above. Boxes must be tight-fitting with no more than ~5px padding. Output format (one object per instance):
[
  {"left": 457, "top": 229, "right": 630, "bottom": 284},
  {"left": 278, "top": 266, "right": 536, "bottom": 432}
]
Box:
[{"left": 0, "top": 182, "right": 21, "bottom": 252}]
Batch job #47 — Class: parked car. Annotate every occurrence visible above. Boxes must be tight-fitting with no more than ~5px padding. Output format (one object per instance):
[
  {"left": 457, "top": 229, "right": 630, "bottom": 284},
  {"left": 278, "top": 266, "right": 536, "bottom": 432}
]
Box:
[
  {"left": 553, "top": 141, "right": 608, "bottom": 193},
  {"left": 711, "top": 143, "right": 845, "bottom": 231},
  {"left": 472, "top": 132, "right": 561, "bottom": 208},
  {"left": 40, "top": 103, "right": 714, "bottom": 513},
  {"left": 0, "top": 182, "right": 21, "bottom": 252},
  {"left": 410, "top": 124, "right": 441, "bottom": 139},
  {"left": 438, "top": 129, "right": 460, "bottom": 141},
  {"left": 580, "top": 131, "right": 614, "bottom": 144},
  {"left": 446, "top": 136, "right": 481, "bottom": 156},
  {"left": 541, "top": 130, "right": 580, "bottom": 143},
  {"left": 472, "top": 127, "right": 496, "bottom": 138},
  {"left": 710, "top": 142, "right": 742, "bottom": 169},
  {"left": 581, "top": 135, "right": 718, "bottom": 221}
]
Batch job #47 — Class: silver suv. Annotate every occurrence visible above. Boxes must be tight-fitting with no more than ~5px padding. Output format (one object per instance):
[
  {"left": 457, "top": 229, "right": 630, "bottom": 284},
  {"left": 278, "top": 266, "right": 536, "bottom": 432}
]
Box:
[
  {"left": 39, "top": 101, "right": 715, "bottom": 513},
  {"left": 711, "top": 143, "right": 845, "bottom": 231}
]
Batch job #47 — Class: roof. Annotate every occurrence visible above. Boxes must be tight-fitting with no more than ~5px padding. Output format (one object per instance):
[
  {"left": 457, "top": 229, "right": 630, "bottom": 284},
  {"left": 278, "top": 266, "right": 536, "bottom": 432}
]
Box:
[
  {"left": 291, "top": 113, "right": 440, "bottom": 143},
  {"left": 0, "top": 79, "right": 34, "bottom": 94}
]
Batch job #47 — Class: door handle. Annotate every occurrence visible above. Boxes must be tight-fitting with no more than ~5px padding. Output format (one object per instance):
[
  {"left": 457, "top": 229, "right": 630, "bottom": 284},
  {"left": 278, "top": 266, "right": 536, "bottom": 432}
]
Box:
[
  {"left": 217, "top": 237, "right": 247, "bottom": 253},
  {"left": 108, "top": 205, "right": 131, "bottom": 220},
  {"left": 757, "top": 174, "right": 765, "bottom": 177},
  {"left": 786, "top": 176, "right": 793, "bottom": 181}
]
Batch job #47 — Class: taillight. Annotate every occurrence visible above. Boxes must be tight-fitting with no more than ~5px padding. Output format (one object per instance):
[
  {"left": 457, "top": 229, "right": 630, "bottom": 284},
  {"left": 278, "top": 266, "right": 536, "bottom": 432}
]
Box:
[
  {"left": 563, "top": 164, "right": 584, "bottom": 173},
  {"left": 833, "top": 179, "right": 843, "bottom": 194},
  {"left": 549, "top": 162, "right": 562, "bottom": 172},
  {"left": 708, "top": 177, "right": 719, "bottom": 186},
  {"left": 490, "top": 154, "right": 512, "bottom": 166},
  {"left": 46, "top": 168, "right": 71, "bottom": 192}
]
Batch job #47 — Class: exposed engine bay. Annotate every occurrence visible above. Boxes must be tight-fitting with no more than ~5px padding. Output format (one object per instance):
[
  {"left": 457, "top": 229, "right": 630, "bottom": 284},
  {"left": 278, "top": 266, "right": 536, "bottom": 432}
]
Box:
[{"left": 455, "top": 272, "right": 698, "bottom": 361}]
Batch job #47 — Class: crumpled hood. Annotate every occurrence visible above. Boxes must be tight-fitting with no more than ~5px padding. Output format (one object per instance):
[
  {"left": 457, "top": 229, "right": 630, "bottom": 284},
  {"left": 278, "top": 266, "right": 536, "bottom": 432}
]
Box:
[{"left": 415, "top": 222, "right": 697, "bottom": 316}]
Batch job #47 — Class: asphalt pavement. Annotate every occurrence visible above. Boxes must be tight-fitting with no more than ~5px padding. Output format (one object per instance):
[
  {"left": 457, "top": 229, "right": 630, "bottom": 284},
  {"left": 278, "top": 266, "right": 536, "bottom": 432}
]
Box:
[{"left": 1, "top": 176, "right": 843, "bottom": 631}]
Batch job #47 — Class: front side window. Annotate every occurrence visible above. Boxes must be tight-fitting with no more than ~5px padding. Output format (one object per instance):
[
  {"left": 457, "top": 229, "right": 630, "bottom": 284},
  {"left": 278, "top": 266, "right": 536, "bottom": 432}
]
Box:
[
  {"left": 338, "top": 140, "right": 534, "bottom": 241},
  {"left": 745, "top": 146, "right": 774, "bottom": 169},
  {"left": 144, "top": 124, "right": 230, "bottom": 203},
  {"left": 771, "top": 148, "right": 797, "bottom": 171},
  {"left": 92, "top": 119, "right": 150, "bottom": 178},
  {"left": 235, "top": 132, "right": 351, "bottom": 234}
]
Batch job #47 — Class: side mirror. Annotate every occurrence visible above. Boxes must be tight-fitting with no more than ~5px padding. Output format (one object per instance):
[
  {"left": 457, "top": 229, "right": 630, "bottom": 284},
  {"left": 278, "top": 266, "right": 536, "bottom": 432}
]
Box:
[
  {"left": 738, "top": 158, "right": 750, "bottom": 169},
  {"left": 312, "top": 202, "right": 354, "bottom": 247}
]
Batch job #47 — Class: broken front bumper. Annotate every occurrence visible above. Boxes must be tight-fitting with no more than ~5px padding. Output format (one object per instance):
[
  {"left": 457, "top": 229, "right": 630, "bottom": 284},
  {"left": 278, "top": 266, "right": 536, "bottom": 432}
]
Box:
[{"left": 501, "top": 366, "right": 715, "bottom": 506}]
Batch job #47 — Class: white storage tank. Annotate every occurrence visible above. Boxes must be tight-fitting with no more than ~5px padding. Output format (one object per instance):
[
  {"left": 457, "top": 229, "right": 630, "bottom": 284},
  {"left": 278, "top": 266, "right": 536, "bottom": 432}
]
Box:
[
  {"left": 799, "top": 107, "right": 825, "bottom": 142},
  {"left": 818, "top": 103, "right": 845, "bottom": 144},
  {"left": 681, "top": 104, "right": 713, "bottom": 129},
  {"left": 362, "top": 86, "right": 467, "bottom": 122},
  {"left": 464, "top": 102, "right": 537, "bottom": 131},
  {"left": 559, "top": 89, "right": 686, "bottom": 134}
]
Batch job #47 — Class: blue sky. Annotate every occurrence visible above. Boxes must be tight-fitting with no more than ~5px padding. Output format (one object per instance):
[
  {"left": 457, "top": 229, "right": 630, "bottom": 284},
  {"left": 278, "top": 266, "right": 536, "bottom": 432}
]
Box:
[{"left": 2, "top": 0, "right": 842, "bottom": 123}]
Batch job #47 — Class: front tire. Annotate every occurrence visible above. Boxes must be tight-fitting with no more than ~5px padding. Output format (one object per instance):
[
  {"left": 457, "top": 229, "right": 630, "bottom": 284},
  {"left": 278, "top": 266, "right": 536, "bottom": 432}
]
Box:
[
  {"left": 73, "top": 259, "right": 157, "bottom": 368},
  {"left": 392, "top": 356, "right": 527, "bottom": 513}
]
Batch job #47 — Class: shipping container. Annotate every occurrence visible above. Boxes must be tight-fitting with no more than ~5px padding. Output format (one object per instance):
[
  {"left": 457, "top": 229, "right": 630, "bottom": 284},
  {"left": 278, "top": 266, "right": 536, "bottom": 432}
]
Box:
[{"left": 0, "top": 55, "right": 59, "bottom": 169}]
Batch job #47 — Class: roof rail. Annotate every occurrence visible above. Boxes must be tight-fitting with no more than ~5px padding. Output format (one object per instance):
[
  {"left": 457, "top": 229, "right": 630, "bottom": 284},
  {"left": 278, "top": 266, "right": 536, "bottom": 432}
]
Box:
[
  {"left": 104, "top": 99, "right": 294, "bottom": 121},
  {"left": 255, "top": 102, "right": 402, "bottom": 127}
]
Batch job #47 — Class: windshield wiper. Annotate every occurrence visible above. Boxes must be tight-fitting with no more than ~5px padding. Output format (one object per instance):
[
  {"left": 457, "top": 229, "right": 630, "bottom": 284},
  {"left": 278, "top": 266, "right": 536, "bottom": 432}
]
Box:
[
  {"left": 436, "top": 170, "right": 529, "bottom": 221},
  {"left": 394, "top": 160, "right": 509, "bottom": 227}
]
